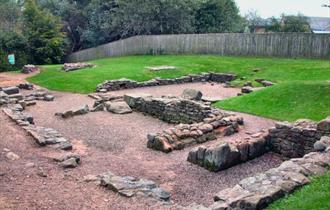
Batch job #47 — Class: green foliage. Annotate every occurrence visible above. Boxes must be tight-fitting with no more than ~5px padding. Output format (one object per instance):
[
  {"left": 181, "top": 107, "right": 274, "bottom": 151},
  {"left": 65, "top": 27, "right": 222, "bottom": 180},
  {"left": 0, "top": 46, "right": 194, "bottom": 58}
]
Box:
[
  {"left": 23, "top": 0, "right": 66, "bottom": 64},
  {"left": 281, "top": 14, "right": 311, "bottom": 32},
  {"left": 0, "top": 30, "right": 29, "bottom": 72},
  {"left": 195, "top": 0, "right": 241, "bottom": 33},
  {"left": 268, "top": 172, "right": 330, "bottom": 210},
  {"left": 110, "top": 0, "right": 198, "bottom": 38}
]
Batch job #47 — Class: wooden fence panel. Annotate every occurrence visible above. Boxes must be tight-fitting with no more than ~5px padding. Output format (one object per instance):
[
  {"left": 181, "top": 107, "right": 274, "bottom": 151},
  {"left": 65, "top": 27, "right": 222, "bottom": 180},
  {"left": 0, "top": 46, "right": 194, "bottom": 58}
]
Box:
[{"left": 67, "top": 33, "right": 330, "bottom": 62}]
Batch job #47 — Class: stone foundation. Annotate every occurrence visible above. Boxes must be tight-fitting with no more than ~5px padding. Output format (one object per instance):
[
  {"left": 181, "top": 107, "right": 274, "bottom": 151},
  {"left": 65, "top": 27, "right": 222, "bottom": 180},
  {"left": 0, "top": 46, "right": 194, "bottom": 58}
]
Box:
[
  {"left": 63, "top": 62, "right": 96, "bottom": 72},
  {"left": 187, "top": 137, "right": 268, "bottom": 172},
  {"left": 124, "top": 93, "right": 216, "bottom": 124},
  {"left": 2, "top": 103, "right": 72, "bottom": 151},
  {"left": 147, "top": 115, "right": 243, "bottom": 153},
  {"left": 95, "top": 171, "right": 171, "bottom": 201},
  {"left": 97, "top": 72, "right": 236, "bottom": 92},
  {"left": 267, "top": 118, "right": 330, "bottom": 158}
]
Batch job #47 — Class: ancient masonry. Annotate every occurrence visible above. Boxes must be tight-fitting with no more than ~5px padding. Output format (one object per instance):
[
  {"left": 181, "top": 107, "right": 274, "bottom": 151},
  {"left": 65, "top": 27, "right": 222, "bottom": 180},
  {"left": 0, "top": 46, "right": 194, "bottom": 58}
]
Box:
[
  {"left": 190, "top": 137, "right": 330, "bottom": 210},
  {"left": 188, "top": 117, "right": 330, "bottom": 172},
  {"left": 187, "top": 136, "right": 268, "bottom": 172},
  {"left": 62, "top": 62, "right": 96, "bottom": 72},
  {"left": 1, "top": 86, "right": 80, "bottom": 168},
  {"left": 96, "top": 72, "right": 236, "bottom": 92},
  {"left": 267, "top": 119, "right": 330, "bottom": 158},
  {"left": 84, "top": 171, "right": 171, "bottom": 201},
  {"left": 124, "top": 93, "right": 243, "bottom": 153}
]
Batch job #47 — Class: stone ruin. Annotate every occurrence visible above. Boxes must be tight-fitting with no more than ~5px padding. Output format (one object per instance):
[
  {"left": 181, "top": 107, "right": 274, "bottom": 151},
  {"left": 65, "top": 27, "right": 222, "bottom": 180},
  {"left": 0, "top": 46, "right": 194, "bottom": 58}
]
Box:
[
  {"left": 267, "top": 119, "right": 329, "bottom": 158},
  {"left": 147, "top": 115, "right": 242, "bottom": 153},
  {"left": 121, "top": 93, "right": 243, "bottom": 153},
  {"left": 96, "top": 72, "right": 236, "bottom": 92},
  {"left": 187, "top": 117, "right": 330, "bottom": 172},
  {"left": 185, "top": 117, "right": 330, "bottom": 210},
  {"left": 188, "top": 136, "right": 268, "bottom": 172},
  {"left": 90, "top": 171, "right": 171, "bottom": 201},
  {"left": 1, "top": 86, "right": 79, "bottom": 168},
  {"left": 63, "top": 62, "right": 96, "bottom": 72},
  {"left": 21, "top": 64, "right": 39, "bottom": 74},
  {"left": 124, "top": 93, "right": 215, "bottom": 124},
  {"left": 0, "top": 85, "right": 54, "bottom": 107},
  {"left": 147, "top": 65, "right": 176, "bottom": 71}
]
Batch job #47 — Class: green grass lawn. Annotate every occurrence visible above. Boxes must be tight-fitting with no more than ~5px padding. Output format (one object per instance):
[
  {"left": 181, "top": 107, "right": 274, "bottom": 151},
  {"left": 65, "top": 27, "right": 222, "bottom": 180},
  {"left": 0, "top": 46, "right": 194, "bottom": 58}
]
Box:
[
  {"left": 215, "top": 81, "right": 330, "bottom": 122},
  {"left": 28, "top": 55, "right": 330, "bottom": 94},
  {"left": 268, "top": 171, "right": 330, "bottom": 210}
]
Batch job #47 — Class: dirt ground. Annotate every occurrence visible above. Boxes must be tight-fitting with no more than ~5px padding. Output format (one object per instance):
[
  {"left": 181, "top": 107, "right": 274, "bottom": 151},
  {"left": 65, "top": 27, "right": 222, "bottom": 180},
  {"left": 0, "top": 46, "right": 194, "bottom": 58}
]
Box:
[{"left": 0, "top": 72, "right": 283, "bottom": 210}]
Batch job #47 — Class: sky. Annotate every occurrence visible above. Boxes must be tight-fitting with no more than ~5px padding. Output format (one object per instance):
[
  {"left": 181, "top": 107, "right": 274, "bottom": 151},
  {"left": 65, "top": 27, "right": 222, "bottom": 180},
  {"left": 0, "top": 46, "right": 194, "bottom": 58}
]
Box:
[{"left": 235, "top": 0, "right": 330, "bottom": 18}]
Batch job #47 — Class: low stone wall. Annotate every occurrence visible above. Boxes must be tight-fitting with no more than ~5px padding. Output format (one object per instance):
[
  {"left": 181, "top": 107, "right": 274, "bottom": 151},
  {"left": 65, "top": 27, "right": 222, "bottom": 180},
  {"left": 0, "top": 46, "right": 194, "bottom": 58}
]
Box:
[
  {"left": 187, "top": 137, "right": 268, "bottom": 172},
  {"left": 267, "top": 118, "right": 330, "bottom": 158},
  {"left": 147, "top": 115, "right": 243, "bottom": 153},
  {"left": 207, "top": 145, "right": 330, "bottom": 210},
  {"left": 124, "top": 93, "right": 216, "bottom": 124},
  {"left": 2, "top": 103, "right": 72, "bottom": 151},
  {"left": 97, "top": 72, "right": 236, "bottom": 92}
]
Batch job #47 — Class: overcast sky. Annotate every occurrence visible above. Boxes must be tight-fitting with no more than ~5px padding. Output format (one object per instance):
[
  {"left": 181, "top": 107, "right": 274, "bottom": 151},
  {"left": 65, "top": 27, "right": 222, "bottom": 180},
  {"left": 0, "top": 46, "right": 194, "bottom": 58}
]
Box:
[{"left": 235, "top": 0, "right": 330, "bottom": 18}]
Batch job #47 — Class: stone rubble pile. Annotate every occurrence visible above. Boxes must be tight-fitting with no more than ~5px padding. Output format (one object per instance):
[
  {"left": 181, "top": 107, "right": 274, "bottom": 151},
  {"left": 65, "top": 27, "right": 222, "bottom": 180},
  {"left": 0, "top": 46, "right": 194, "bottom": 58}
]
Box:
[
  {"left": 97, "top": 72, "right": 236, "bottom": 92},
  {"left": 105, "top": 101, "right": 132, "bottom": 114},
  {"left": 18, "top": 83, "right": 34, "bottom": 90},
  {"left": 255, "top": 78, "right": 275, "bottom": 87},
  {"left": 55, "top": 105, "right": 89, "bottom": 118},
  {"left": 267, "top": 118, "right": 330, "bottom": 158},
  {"left": 63, "top": 62, "right": 96, "bottom": 72},
  {"left": 187, "top": 136, "right": 268, "bottom": 172},
  {"left": 53, "top": 153, "right": 81, "bottom": 168},
  {"left": 21, "top": 64, "right": 39, "bottom": 74},
  {"left": 181, "top": 88, "right": 203, "bottom": 101},
  {"left": 95, "top": 171, "right": 171, "bottom": 201},
  {"left": 124, "top": 93, "right": 217, "bottom": 124},
  {"left": 0, "top": 87, "right": 55, "bottom": 107},
  {"left": 147, "top": 115, "right": 243, "bottom": 153}
]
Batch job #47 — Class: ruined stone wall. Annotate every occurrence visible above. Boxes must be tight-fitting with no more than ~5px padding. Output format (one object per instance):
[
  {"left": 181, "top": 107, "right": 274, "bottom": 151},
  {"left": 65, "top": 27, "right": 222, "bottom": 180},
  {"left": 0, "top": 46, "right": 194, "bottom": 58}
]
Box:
[
  {"left": 97, "top": 73, "right": 236, "bottom": 92},
  {"left": 147, "top": 114, "right": 243, "bottom": 153},
  {"left": 267, "top": 118, "right": 330, "bottom": 158},
  {"left": 124, "top": 94, "right": 216, "bottom": 124},
  {"left": 187, "top": 137, "right": 268, "bottom": 172}
]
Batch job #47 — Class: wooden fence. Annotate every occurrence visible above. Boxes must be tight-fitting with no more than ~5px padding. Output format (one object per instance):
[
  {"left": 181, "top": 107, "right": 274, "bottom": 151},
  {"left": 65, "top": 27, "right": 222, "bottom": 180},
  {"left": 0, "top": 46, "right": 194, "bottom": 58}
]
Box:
[{"left": 67, "top": 33, "right": 330, "bottom": 62}]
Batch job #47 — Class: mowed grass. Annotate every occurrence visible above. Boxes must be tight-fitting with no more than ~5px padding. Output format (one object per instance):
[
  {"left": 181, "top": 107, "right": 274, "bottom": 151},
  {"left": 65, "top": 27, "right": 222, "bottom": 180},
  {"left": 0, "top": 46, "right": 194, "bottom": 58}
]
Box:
[
  {"left": 268, "top": 172, "right": 330, "bottom": 210},
  {"left": 215, "top": 81, "right": 330, "bottom": 122},
  {"left": 28, "top": 55, "right": 330, "bottom": 94}
]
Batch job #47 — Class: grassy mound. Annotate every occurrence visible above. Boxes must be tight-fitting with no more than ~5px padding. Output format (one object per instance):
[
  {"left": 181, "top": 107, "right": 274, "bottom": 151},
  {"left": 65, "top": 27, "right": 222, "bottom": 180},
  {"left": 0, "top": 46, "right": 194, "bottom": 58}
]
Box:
[{"left": 215, "top": 81, "right": 330, "bottom": 122}]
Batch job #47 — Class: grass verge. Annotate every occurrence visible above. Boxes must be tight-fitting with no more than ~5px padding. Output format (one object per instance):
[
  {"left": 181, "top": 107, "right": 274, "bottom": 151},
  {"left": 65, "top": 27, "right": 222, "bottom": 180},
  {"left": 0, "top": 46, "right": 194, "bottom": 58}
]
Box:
[{"left": 268, "top": 171, "right": 330, "bottom": 210}]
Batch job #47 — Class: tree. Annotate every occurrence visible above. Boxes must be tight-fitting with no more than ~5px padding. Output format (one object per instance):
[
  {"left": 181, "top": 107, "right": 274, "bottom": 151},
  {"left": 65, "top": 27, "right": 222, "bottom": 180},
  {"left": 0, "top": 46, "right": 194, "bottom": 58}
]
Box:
[
  {"left": 0, "top": 0, "right": 22, "bottom": 32},
  {"left": 281, "top": 14, "right": 311, "bottom": 32},
  {"left": 266, "top": 17, "right": 281, "bottom": 32},
  {"left": 109, "top": 0, "right": 197, "bottom": 39},
  {"left": 37, "top": 0, "right": 90, "bottom": 52},
  {"left": 195, "top": 0, "right": 241, "bottom": 33},
  {"left": 244, "top": 10, "right": 264, "bottom": 33},
  {"left": 23, "top": 0, "right": 66, "bottom": 64}
]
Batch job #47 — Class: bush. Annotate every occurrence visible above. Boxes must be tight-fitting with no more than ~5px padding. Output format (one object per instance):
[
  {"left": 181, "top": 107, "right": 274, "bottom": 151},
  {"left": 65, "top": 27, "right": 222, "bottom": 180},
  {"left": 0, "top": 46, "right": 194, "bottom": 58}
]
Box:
[{"left": 0, "top": 30, "right": 29, "bottom": 72}]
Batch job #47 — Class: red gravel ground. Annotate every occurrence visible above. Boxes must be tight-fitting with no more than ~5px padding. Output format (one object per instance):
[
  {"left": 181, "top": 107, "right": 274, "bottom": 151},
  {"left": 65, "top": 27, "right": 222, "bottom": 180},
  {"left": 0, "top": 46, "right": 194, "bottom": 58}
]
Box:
[{"left": 0, "top": 73, "right": 283, "bottom": 210}]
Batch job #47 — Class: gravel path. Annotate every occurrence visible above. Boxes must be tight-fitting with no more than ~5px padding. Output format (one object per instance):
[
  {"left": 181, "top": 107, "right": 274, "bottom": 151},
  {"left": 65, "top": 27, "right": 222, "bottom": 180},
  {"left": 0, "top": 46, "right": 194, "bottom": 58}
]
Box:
[{"left": 0, "top": 73, "right": 283, "bottom": 209}]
